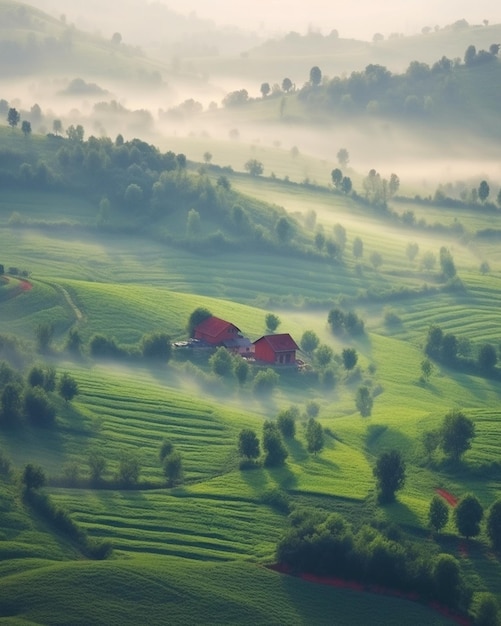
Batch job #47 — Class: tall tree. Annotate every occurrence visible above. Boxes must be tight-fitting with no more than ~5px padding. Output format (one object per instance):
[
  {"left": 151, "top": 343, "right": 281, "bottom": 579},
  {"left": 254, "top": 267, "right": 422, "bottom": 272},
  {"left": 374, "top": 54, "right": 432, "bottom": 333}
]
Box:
[
  {"left": 309, "top": 66, "right": 322, "bottom": 86},
  {"left": 306, "top": 417, "right": 324, "bottom": 454},
  {"left": 21, "top": 120, "right": 31, "bottom": 137},
  {"left": 454, "top": 494, "right": 483, "bottom": 539},
  {"left": 262, "top": 421, "right": 288, "bottom": 467},
  {"left": 282, "top": 77, "right": 293, "bottom": 92},
  {"left": 58, "top": 372, "right": 78, "bottom": 402},
  {"left": 373, "top": 450, "right": 406, "bottom": 503},
  {"left": 300, "top": 330, "right": 319, "bottom": 355},
  {"left": 440, "top": 409, "right": 475, "bottom": 461},
  {"left": 337, "top": 148, "right": 349, "bottom": 167},
  {"left": 428, "top": 495, "right": 449, "bottom": 532},
  {"left": 22, "top": 463, "right": 46, "bottom": 490},
  {"left": 478, "top": 180, "right": 490, "bottom": 203},
  {"left": 238, "top": 428, "right": 260, "bottom": 460},
  {"left": 342, "top": 348, "right": 358, "bottom": 370},
  {"left": 260, "top": 82, "right": 270, "bottom": 97},
  {"left": 163, "top": 451, "right": 183, "bottom": 486},
  {"left": 355, "top": 385, "right": 373, "bottom": 416},
  {"left": 7, "top": 107, "right": 20, "bottom": 128}
]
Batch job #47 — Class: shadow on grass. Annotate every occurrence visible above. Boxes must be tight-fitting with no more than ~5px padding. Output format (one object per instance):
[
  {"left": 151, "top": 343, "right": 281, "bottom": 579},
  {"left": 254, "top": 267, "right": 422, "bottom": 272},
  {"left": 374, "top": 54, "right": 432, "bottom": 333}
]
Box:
[{"left": 284, "top": 437, "right": 309, "bottom": 463}]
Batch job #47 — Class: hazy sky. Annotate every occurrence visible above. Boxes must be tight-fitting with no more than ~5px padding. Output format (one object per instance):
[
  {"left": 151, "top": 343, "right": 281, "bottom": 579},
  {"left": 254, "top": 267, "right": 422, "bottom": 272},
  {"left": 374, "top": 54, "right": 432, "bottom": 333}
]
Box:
[{"left": 160, "top": 0, "right": 501, "bottom": 39}]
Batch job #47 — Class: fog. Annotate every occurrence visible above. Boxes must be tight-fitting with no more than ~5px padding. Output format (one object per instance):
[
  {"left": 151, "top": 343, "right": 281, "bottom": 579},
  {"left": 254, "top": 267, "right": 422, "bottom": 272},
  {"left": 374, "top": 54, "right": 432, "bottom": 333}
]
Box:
[{"left": 33, "top": 0, "right": 501, "bottom": 41}]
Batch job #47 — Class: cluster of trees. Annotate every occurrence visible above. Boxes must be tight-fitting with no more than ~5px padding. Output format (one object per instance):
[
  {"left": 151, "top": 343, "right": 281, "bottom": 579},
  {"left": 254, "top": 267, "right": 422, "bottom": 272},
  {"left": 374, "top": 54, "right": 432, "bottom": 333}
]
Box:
[
  {"left": 429, "top": 491, "right": 501, "bottom": 550},
  {"left": 425, "top": 325, "right": 498, "bottom": 376},
  {"left": 276, "top": 509, "right": 472, "bottom": 612},
  {"left": 327, "top": 308, "right": 365, "bottom": 336},
  {"left": 294, "top": 47, "right": 501, "bottom": 124},
  {"left": 5, "top": 107, "right": 32, "bottom": 137},
  {"left": 238, "top": 407, "right": 325, "bottom": 467},
  {"left": 422, "top": 409, "right": 475, "bottom": 462},
  {"left": 0, "top": 361, "right": 78, "bottom": 429},
  {"left": 159, "top": 439, "right": 183, "bottom": 487},
  {"left": 361, "top": 169, "right": 400, "bottom": 208}
]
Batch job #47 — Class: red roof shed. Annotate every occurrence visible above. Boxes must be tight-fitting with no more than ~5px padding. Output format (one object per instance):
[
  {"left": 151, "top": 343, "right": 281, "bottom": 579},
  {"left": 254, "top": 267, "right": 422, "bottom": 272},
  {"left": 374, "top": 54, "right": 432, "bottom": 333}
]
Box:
[
  {"left": 194, "top": 316, "right": 242, "bottom": 345},
  {"left": 253, "top": 333, "right": 299, "bottom": 365}
]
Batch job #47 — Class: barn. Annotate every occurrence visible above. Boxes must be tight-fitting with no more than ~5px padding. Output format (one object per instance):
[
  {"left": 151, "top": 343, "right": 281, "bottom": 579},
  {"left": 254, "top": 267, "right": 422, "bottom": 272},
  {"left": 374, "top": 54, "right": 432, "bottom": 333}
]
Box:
[
  {"left": 193, "top": 316, "right": 243, "bottom": 346},
  {"left": 253, "top": 333, "right": 299, "bottom": 365}
]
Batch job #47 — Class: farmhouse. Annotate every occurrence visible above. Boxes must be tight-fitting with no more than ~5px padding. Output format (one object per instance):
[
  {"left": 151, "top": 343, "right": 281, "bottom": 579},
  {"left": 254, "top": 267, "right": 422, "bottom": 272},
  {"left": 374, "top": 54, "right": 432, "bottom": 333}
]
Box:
[
  {"left": 193, "top": 316, "right": 243, "bottom": 346},
  {"left": 253, "top": 333, "right": 299, "bottom": 365}
]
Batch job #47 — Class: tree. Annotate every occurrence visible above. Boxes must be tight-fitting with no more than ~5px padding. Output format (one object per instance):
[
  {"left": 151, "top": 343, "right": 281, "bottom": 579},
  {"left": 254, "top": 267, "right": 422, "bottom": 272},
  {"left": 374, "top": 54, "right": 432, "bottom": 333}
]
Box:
[
  {"left": 124, "top": 183, "right": 143, "bottom": 210},
  {"left": 203, "top": 151, "right": 212, "bottom": 164},
  {"left": 306, "top": 401, "right": 320, "bottom": 418},
  {"left": 389, "top": 173, "right": 400, "bottom": 196},
  {"left": 428, "top": 495, "right": 449, "bottom": 532},
  {"left": 309, "top": 66, "right": 322, "bottom": 86},
  {"left": 1, "top": 383, "right": 22, "bottom": 425},
  {"left": 52, "top": 119, "right": 63, "bottom": 135},
  {"left": 328, "top": 308, "right": 345, "bottom": 334},
  {"left": 331, "top": 168, "right": 343, "bottom": 188},
  {"left": 478, "top": 180, "right": 490, "bottom": 203},
  {"left": 187, "top": 307, "right": 212, "bottom": 337},
  {"left": 275, "top": 216, "right": 292, "bottom": 243},
  {"left": 22, "top": 463, "right": 46, "bottom": 490},
  {"left": 262, "top": 421, "right": 288, "bottom": 466},
  {"left": 159, "top": 439, "right": 174, "bottom": 462},
  {"left": 253, "top": 369, "right": 279, "bottom": 395},
  {"left": 163, "top": 451, "right": 183, "bottom": 486},
  {"left": 353, "top": 237, "right": 364, "bottom": 259},
  {"left": 234, "top": 359, "right": 249, "bottom": 385},
  {"left": 141, "top": 332, "right": 172, "bottom": 362},
  {"left": 65, "top": 328, "right": 83, "bottom": 356},
  {"left": 342, "top": 348, "right": 358, "bottom": 370},
  {"left": 111, "top": 32, "right": 122, "bottom": 45},
  {"left": 355, "top": 386, "right": 373, "bottom": 417},
  {"left": 260, "top": 82, "right": 270, "bottom": 97},
  {"left": 486, "top": 499, "right": 501, "bottom": 551},
  {"left": 474, "top": 593, "right": 500, "bottom": 626},
  {"left": 478, "top": 343, "right": 497, "bottom": 372},
  {"left": 315, "top": 344, "right": 333, "bottom": 367},
  {"left": 66, "top": 124, "right": 84, "bottom": 142},
  {"left": 244, "top": 159, "right": 263, "bottom": 176},
  {"left": 21, "top": 120, "right": 31, "bottom": 137},
  {"left": 58, "top": 372, "right": 78, "bottom": 402},
  {"left": 439, "top": 246, "right": 456, "bottom": 280},
  {"left": 454, "top": 494, "right": 483, "bottom": 539},
  {"left": 88, "top": 450, "right": 107, "bottom": 483},
  {"left": 7, "top": 107, "right": 20, "bottom": 128},
  {"left": 282, "top": 77, "right": 293, "bottom": 92},
  {"left": 420, "top": 358, "right": 433, "bottom": 382},
  {"left": 116, "top": 450, "right": 141, "bottom": 486},
  {"left": 337, "top": 148, "right": 349, "bottom": 167},
  {"left": 433, "top": 554, "right": 464, "bottom": 608},
  {"left": 300, "top": 330, "right": 319, "bottom": 355},
  {"left": 306, "top": 418, "right": 324, "bottom": 454},
  {"left": 209, "top": 347, "right": 233, "bottom": 377},
  {"left": 440, "top": 409, "right": 475, "bottom": 461},
  {"left": 464, "top": 44, "right": 477, "bottom": 65},
  {"left": 28, "top": 365, "right": 45, "bottom": 388},
  {"left": 265, "top": 313, "right": 280, "bottom": 332},
  {"left": 480, "top": 261, "right": 490, "bottom": 275},
  {"left": 341, "top": 177, "right": 352, "bottom": 194},
  {"left": 35, "top": 322, "right": 54, "bottom": 354},
  {"left": 277, "top": 406, "right": 299, "bottom": 439},
  {"left": 333, "top": 224, "right": 346, "bottom": 252},
  {"left": 23, "top": 387, "right": 56, "bottom": 426},
  {"left": 314, "top": 231, "right": 325, "bottom": 251},
  {"left": 238, "top": 428, "right": 260, "bottom": 460},
  {"left": 373, "top": 450, "right": 406, "bottom": 503}
]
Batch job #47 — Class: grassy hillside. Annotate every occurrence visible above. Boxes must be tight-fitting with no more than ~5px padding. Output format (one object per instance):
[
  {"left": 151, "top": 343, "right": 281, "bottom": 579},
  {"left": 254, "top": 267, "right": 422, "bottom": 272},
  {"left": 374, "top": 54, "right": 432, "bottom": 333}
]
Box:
[{"left": 1, "top": 119, "right": 501, "bottom": 624}]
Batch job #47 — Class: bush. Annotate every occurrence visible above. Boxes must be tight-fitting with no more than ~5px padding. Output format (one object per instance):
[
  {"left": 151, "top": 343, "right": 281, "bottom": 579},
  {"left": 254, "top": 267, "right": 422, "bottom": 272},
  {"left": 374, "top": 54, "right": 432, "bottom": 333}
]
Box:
[{"left": 23, "top": 387, "right": 56, "bottom": 426}]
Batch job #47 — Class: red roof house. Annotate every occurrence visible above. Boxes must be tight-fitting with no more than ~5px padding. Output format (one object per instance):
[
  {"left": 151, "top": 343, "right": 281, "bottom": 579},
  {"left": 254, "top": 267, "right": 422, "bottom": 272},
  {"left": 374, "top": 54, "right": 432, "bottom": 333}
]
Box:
[
  {"left": 253, "top": 333, "right": 299, "bottom": 365},
  {"left": 193, "top": 316, "right": 242, "bottom": 346}
]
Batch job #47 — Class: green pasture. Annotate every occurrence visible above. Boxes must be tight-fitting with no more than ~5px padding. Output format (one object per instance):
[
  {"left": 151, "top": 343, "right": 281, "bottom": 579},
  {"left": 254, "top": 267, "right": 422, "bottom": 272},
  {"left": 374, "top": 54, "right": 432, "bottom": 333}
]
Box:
[{"left": 0, "top": 556, "right": 457, "bottom": 626}]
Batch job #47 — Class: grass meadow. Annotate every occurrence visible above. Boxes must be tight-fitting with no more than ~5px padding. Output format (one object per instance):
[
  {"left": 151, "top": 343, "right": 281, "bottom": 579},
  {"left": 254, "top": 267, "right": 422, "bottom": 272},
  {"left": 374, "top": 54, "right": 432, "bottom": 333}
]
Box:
[{"left": 1, "top": 164, "right": 501, "bottom": 623}]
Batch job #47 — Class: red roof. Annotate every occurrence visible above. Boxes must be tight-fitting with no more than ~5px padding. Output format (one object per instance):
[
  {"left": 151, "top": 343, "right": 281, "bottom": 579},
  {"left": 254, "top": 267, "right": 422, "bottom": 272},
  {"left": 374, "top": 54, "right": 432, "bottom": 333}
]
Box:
[
  {"left": 195, "top": 316, "right": 240, "bottom": 338},
  {"left": 253, "top": 333, "right": 299, "bottom": 352}
]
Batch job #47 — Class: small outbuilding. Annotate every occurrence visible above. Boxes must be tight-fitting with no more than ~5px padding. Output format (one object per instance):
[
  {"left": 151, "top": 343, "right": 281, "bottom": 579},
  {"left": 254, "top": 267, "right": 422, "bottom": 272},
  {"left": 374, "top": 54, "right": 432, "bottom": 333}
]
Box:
[
  {"left": 193, "top": 316, "right": 242, "bottom": 346},
  {"left": 253, "top": 333, "right": 299, "bottom": 365}
]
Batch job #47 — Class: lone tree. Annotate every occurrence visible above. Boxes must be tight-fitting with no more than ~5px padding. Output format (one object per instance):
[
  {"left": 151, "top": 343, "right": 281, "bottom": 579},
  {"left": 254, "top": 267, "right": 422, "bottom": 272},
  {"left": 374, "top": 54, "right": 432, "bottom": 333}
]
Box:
[
  {"left": 342, "top": 348, "right": 358, "bottom": 370},
  {"left": 373, "top": 450, "right": 406, "bottom": 503},
  {"left": 440, "top": 409, "right": 475, "bottom": 462},
  {"left": 22, "top": 463, "right": 46, "bottom": 491},
  {"left": 7, "top": 107, "right": 20, "bottom": 128},
  {"left": 300, "top": 330, "right": 319, "bottom": 355},
  {"left": 428, "top": 495, "right": 449, "bottom": 532},
  {"left": 58, "top": 372, "right": 78, "bottom": 402},
  {"left": 355, "top": 385, "right": 373, "bottom": 417},
  {"left": 187, "top": 307, "right": 212, "bottom": 337},
  {"left": 277, "top": 408, "right": 297, "bottom": 439},
  {"left": 337, "top": 148, "right": 349, "bottom": 167},
  {"left": 486, "top": 499, "right": 501, "bottom": 551},
  {"left": 478, "top": 180, "right": 490, "bottom": 203},
  {"left": 21, "top": 120, "right": 31, "bottom": 137},
  {"left": 305, "top": 417, "right": 324, "bottom": 455},
  {"left": 309, "top": 66, "right": 322, "bottom": 86},
  {"left": 116, "top": 450, "right": 141, "bottom": 486},
  {"left": 244, "top": 159, "right": 264, "bottom": 176},
  {"left": 260, "top": 82, "right": 270, "bottom": 97},
  {"left": 238, "top": 428, "right": 260, "bottom": 460},
  {"left": 262, "top": 421, "right": 288, "bottom": 467},
  {"left": 282, "top": 77, "right": 293, "bottom": 92},
  {"left": 265, "top": 313, "right": 280, "bottom": 332},
  {"left": 454, "top": 494, "right": 483, "bottom": 539},
  {"left": 331, "top": 168, "right": 343, "bottom": 188},
  {"left": 163, "top": 451, "right": 183, "bottom": 487}
]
